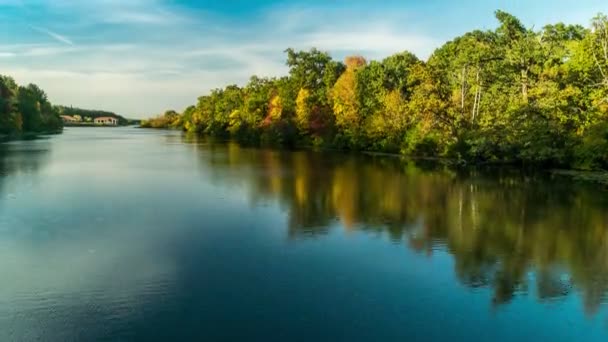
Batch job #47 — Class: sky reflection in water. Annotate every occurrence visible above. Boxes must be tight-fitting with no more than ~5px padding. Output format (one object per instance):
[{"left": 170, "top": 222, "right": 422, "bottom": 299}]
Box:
[{"left": 0, "top": 127, "right": 607, "bottom": 341}]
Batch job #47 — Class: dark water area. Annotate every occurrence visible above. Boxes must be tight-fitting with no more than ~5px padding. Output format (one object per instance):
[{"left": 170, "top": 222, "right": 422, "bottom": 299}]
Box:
[{"left": 1, "top": 127, "right": 607, "bottom": 341}]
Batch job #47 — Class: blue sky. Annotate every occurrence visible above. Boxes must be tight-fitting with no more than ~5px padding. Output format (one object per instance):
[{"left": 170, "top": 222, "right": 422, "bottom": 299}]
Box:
[{"left": 1, "top": 0, "right": 606, "bottom": 117}]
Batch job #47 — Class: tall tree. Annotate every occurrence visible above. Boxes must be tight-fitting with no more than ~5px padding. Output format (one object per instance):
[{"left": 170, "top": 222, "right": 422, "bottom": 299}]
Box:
[{"left": 331, "top": 56, "right": 366, "bottom": 145}]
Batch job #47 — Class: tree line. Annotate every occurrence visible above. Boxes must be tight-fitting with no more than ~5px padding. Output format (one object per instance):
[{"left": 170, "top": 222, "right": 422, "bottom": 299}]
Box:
[
  {"left": 56, "top": 106, "right": 130, "bottom": 125},
  {"left": 140, "top": 110, "right": 180, "bottom": 129},
  {"left": 0, "top": 75, "right": 63, "bottom": 136},
  {"left": 148, "top": 11, "right": 608, "bottom": 170}
]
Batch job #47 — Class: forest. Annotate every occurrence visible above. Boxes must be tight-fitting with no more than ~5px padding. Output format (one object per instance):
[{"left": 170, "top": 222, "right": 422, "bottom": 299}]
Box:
[
  {"left": 145, "top": 11, "right": 608, "bottom": 170},
  {"left": 0, "top": 75, "right": 63, "bottom": 136}
]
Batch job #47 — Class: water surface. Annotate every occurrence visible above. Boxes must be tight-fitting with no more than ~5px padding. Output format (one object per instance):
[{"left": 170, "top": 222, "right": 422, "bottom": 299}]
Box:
[{"left": 1, "top": 127, "right": 607, "bottom": 341}]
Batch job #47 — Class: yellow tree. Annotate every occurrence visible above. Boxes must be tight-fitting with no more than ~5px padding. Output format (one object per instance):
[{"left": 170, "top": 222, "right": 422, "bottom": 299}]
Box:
[
  {"left": 330, "top": 56, "right": 367, "bottom": 134},
  {"left": 295, "top": 88, "right": 312, "bottom": 133}
]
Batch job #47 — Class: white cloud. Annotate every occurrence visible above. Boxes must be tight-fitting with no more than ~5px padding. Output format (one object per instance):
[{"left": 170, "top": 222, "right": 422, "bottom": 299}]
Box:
[
  {"left": 30, "top": 26, "right": 74, "bottom": 45},
  {"left": 2, "top": 1, "right": 440, "bottom": 118}
]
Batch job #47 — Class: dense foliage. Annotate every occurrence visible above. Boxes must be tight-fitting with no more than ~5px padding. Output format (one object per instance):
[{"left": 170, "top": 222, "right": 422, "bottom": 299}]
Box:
[
  {"left": 0, "top": 75, "right": 62, "bottom": 136},
  {"left": 140, "top": 110, "right": 182, "bottom": 129},
  {"left": 153, "top": 11, "right": 608, "bottom": 170},
  {"left": 56, "top": 106, "right": 130, "bottom": 125}
]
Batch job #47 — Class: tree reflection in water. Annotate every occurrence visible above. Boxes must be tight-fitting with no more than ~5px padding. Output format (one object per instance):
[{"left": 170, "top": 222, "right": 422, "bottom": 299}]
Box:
[{"left": 185, "top": 137, "right": 608, "bottom": 314}]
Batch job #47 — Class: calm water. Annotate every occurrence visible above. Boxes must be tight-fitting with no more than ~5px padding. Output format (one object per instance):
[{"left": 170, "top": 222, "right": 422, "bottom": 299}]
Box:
[{"left": 1, "top": 127, "right": 608, "bottom": 341}]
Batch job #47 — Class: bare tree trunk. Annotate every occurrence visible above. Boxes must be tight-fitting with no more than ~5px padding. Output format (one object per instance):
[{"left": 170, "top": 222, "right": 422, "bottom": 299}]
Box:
[
  {"left": 461, "top": 65, "right": 468, "bottom": 113},
  {"left": 592, "top": 51, "right": 607, "bottom": 81},
  {"left": 592, "top": 17, "right": 608, "bottom": 102},
  {"left": 521, "top": 67, "right": 529, "bottom": 103},
  {"left": 476, "top": 82, "right": 482, "bottom": 120},
  {"left": 476, "top": 69, "right": 483, "bottom": 120},
  {"left": 602, "top": 23, "right": 608, "bottom": 63},
  {"left": 472, "top": 67, "right": 481, "bottom": 122},
  {"left": 598, "top": 26, "right": 608, "bottom": 85}
]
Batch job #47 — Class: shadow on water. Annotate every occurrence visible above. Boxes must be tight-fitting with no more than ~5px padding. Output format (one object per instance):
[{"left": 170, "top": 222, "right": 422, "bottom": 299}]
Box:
[
  {"left": 184, "top": 137, "right": 608, "bottom": 314},
  {"left": 0, "top": 140, "right": 50, "bottom": 186}
]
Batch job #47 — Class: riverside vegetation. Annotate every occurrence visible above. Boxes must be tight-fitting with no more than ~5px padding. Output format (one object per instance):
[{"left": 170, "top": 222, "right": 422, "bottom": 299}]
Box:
[
  {"left": 0, "top": 75, "right": 63, "bottom": 137},
  {"left": 143, "top": 11, "right": 608, "bottom": 171},
  {"left": 1, "top": 75, "right": 139, "bottom": 138}
]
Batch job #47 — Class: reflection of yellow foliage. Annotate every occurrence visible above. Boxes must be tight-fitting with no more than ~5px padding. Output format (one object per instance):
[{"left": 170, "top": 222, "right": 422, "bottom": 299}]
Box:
[
  {"left": 227, "top": 142, "right": 241, "bottom": 167},
  {"left": 271, "top": 175, "right": 282, "bottom": 194},
  {"left": 293, "top": 153, "right": 309, "bottom": 205},
  {"left": 204, "top": 139, "right": 608, "bottom": 313},
  {"left": 331, "top": 164, "right": 358, "bottom": 230},
  {"left": 263, "top": 151, "right": 283, "bottom": 194},
  {"left": 295, "top": 176, "right": 306, "bottom": 205}
]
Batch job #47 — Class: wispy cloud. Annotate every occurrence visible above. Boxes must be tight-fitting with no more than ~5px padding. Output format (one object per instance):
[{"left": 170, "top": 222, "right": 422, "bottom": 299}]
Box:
[
  {"left": 0, "top": 1, "right": 448, "bottom": 116},
  {"left": 1, "top": 0, "right": 604, "bottom": 117},
  {"left": 3, "top": 1, "right": 440, "bottom": 116},
  {"left": 42, "top": 0, "right": 187, "bottom": 26},
  {"left": 30, "top": 26, "right": 74, "bottom": 45}
]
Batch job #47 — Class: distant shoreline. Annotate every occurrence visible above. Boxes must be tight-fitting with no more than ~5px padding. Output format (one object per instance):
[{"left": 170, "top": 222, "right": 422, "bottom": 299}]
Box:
[{"left": 63, "top": 123, "right": 134, "bottom": 127}]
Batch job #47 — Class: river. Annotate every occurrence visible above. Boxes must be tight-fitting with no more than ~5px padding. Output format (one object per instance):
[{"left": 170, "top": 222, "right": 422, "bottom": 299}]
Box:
[{"left": 0, "top": 127, "right": 607, "bottom": 341}]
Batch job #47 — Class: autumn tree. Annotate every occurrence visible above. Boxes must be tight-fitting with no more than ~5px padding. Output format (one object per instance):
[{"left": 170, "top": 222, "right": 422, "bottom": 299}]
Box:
[
  {"left": 331, "top": 56, "right": 366, "bottom": 146},
  {"left": 164, "top": 11, "right": 608, "bottom": 170}
]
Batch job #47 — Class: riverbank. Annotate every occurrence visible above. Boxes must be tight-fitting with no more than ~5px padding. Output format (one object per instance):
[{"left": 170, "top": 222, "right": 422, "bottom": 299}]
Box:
[
  {"left": 64, "top": 123, "right": 120, "bottom": 127},
  {"left": 551, "top": 169, "right": 608, "bottom": 187},
  {"left": 141, "top": 127, "right": 608, "bottom": 188},
  {"left": 363, "top": 150, "right": 608, "bottom": 188},
  {"left": 0, "top": 130, "right": 63, "bottom": 143},
  {"left": 64, "top": 122, "right": 140, "bottom": 127}
]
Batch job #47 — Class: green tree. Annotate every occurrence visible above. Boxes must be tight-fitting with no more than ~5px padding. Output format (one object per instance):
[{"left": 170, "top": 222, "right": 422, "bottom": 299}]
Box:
[
  {"left": 0, "top": 76, "right": 22, "bottom": 134},
  {"left": 286, "top": 48, "right": 343, "bottom": 140},
  {"left": 156, "top": 11, "right": 608, "bottom": 171}
]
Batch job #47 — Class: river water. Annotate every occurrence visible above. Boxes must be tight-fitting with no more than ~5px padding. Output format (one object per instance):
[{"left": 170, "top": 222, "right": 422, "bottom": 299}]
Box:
[{"left": 0, "top": 127, "right": 607, "bottom": 341}]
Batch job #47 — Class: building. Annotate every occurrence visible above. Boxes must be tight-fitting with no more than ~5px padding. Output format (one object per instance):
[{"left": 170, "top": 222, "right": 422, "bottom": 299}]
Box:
[
  {"left": 94, "top": 117, "right": 118, "bottom": 126},
  {"left": 60, "top": 115, "right": 79, "bottom": 123}
]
